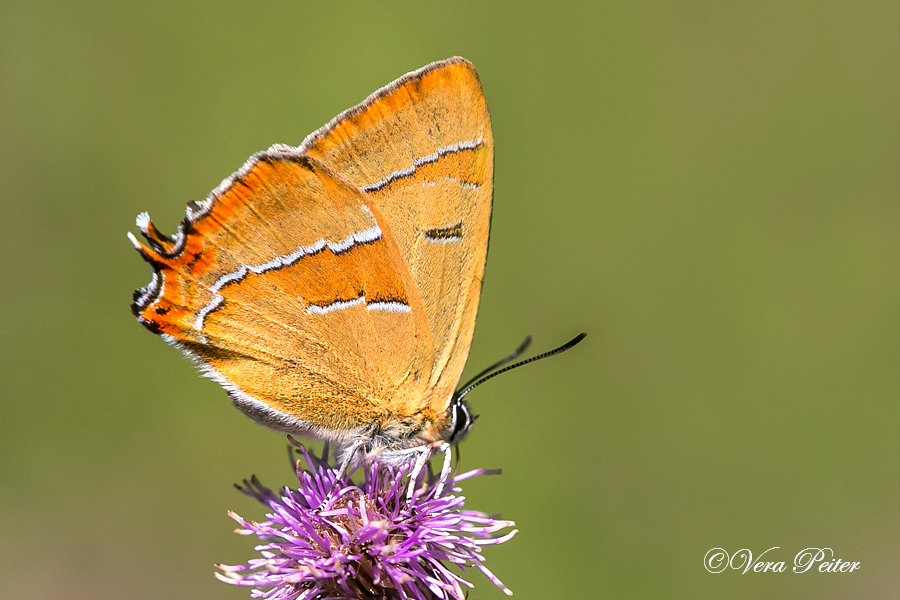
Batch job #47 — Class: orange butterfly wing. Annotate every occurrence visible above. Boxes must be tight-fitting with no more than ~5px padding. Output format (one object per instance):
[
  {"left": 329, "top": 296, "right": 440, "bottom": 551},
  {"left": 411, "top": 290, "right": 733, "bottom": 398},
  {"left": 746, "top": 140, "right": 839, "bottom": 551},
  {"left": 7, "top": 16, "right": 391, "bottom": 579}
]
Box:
[
  {"left": 130, "top": 154, "right": 433, "bottom": 436},
  {"left": 301, "top": 57, "right": 494, "bottom": 414},
  {"left": 130, "top": 58, "right": 491, "bottom": 439}
]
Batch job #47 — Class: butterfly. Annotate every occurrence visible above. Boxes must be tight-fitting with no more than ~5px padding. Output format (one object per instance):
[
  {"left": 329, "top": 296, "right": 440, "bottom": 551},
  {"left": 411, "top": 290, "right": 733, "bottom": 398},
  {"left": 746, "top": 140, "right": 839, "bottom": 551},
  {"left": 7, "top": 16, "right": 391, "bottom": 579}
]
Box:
[{"left": 129, "top": 57, "right": 583, "bottom": 493}]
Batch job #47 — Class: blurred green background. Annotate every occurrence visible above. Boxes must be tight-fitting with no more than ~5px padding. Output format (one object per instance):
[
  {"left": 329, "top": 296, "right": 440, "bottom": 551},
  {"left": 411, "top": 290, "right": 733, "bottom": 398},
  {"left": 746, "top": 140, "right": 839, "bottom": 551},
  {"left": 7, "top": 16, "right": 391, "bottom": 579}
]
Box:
[{"left": 1, "top": 1, "right": 897, "bottom": 599}]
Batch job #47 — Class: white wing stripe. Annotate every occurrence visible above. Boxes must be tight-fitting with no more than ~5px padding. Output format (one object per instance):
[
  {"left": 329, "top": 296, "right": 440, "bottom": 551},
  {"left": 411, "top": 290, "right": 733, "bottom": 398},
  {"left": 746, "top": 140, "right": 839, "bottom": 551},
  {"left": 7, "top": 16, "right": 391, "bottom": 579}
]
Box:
[
  {"left": 194, "top": 213, "right": 383, "bottom": 333},
  {"left": 306, "top": 295, "right": 411, "bottom": 315},
  {"left": 360, "top": 137, "right": 484, "bottom": 193}
]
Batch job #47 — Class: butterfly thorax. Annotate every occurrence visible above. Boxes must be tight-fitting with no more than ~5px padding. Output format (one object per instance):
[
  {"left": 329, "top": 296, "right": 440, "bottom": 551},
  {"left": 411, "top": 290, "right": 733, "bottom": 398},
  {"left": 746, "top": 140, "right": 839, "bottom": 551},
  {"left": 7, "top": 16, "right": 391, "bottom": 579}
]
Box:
[
  {"left": 355, "top": 406, "right": 452, "bottom": 455},
  {"left": 334, "top": 395, "right": 475, "bottom": 466}
]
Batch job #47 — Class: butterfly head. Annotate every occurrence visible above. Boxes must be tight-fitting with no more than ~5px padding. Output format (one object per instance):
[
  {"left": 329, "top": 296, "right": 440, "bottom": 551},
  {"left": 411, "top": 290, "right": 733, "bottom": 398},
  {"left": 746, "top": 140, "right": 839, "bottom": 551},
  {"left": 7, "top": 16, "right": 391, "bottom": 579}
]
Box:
[{"left": 446, "top": 396, "right": 478, "bottom": 444}]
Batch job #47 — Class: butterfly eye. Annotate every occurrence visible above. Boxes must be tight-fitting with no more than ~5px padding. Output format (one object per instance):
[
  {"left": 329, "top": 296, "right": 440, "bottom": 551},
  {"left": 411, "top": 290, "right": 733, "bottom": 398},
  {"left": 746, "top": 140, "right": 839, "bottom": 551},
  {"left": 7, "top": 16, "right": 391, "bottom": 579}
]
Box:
[{"left": 449, "top": 400, "right": 475, "bottom": 443}]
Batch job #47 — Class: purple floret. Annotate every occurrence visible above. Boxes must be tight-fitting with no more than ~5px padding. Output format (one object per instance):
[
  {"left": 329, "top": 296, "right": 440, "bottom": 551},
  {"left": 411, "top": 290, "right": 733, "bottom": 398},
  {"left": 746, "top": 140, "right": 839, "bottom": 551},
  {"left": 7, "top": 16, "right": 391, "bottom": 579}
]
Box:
[{"left": 216, "top": 438, "right": 516, "bottom": 600}]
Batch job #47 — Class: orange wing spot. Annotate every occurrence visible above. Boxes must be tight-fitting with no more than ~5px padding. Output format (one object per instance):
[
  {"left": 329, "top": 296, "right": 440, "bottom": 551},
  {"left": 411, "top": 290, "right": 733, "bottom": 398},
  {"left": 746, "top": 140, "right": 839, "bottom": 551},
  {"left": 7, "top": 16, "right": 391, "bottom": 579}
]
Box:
[
  {"left": 135, "top": 287, "right": 193, "bottom": 336},
  {"left": 130, "top": 229, "right": 217, "bottom": 342}
]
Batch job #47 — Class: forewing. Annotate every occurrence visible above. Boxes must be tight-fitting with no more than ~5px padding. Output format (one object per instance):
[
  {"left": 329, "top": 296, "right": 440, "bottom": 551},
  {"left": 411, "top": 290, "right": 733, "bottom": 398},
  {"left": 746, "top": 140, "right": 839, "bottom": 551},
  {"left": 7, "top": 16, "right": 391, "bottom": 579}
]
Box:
[
  {"left": 130, "top": 153, "right": 433, "bottom": 434},
  {"left": 300, "top": 57, "right": 493, "bottom": 412}
]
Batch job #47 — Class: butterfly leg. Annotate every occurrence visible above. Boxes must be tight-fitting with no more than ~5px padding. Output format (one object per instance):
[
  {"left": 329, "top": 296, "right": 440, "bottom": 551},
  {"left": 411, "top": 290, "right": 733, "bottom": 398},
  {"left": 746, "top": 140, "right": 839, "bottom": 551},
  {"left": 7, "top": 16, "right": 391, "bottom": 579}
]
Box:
[
  {"left": 432, "top": 442, "right": 452, "bottom": 498},
  {"left": 320, "top": 439, "right": 365, "bottom": 509},
  {"left": 403, "top": 441, "right": 453, "bottom": 502},
  {"left": 405, "top": 445, "right": 432, "bottom": 503}
]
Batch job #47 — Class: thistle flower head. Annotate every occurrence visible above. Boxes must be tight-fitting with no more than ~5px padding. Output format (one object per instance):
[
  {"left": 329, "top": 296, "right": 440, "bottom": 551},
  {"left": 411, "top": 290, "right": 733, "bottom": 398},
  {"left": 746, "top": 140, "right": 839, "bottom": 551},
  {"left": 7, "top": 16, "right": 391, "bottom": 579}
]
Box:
[{"left": 216, "top": 439, "right": 517, "bottom": 600}]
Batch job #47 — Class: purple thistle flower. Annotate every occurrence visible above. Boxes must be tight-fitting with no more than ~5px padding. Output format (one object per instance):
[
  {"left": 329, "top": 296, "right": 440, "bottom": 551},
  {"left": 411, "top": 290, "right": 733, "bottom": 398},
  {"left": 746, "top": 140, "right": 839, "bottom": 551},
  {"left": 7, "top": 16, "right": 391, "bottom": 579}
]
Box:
[{"left": 216, "top": 438, "right": 517, "bottom": 600}]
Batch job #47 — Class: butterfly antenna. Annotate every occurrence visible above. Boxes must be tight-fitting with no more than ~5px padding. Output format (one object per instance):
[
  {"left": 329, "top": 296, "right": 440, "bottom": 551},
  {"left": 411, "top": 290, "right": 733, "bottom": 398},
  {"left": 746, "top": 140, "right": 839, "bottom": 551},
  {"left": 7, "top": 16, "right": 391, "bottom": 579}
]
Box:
[
  {"left": 456, "top": 334, "right": 533, "bottom": 392},
  {"left": 454, "top": 333, "right": 587, "bottom": 403}
]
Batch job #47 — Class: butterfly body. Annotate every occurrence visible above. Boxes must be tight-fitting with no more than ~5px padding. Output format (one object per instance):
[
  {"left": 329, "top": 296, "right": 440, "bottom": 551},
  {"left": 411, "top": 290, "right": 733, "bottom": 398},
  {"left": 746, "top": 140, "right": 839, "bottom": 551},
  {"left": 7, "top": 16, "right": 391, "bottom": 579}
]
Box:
[{"left": 130, "top": 58, "right": 489, "bottom": 467}]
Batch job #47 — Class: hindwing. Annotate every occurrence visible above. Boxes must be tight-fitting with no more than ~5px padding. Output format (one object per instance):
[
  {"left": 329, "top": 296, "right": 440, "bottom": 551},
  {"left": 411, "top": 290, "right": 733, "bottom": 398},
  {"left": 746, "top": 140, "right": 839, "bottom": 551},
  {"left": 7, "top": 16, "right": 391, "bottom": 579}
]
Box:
[{"left": 130, "top": 154, "right": 433, "bottom": 434}]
